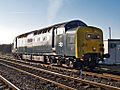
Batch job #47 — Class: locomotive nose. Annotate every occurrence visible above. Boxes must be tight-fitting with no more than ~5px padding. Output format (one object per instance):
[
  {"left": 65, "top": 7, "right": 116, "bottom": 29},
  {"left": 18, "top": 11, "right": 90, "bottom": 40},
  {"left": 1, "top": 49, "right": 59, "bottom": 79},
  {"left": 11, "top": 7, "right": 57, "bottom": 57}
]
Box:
[{"left": 75, "top": 26, "right": 103, "bottom": 59}]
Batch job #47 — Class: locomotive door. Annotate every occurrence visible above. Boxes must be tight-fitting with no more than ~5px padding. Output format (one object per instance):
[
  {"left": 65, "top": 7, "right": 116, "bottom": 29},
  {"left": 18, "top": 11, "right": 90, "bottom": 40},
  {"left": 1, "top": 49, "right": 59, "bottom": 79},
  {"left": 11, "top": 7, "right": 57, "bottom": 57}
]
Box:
[{"left": 56, "top": 34, "right": 64, "bottom": 55}]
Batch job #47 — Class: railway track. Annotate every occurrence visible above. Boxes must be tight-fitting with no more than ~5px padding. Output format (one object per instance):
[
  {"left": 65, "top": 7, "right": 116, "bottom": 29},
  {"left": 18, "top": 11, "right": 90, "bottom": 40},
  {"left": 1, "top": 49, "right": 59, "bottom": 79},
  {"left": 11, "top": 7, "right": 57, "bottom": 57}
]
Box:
[
  {"left": 0, "top": 63, "right": 75, "bottom": 90},
  {"left": 0, "top": 74, "right": 20, "bottom": 90},
  {"left": 1, "top": 64, "right": 75, "bottom": 90},
  {"left": 0, "top": 58, "right": 120, "bottom": 90},
  {"left": 1, "top": 57, "right": 120, "bottom": 82}
]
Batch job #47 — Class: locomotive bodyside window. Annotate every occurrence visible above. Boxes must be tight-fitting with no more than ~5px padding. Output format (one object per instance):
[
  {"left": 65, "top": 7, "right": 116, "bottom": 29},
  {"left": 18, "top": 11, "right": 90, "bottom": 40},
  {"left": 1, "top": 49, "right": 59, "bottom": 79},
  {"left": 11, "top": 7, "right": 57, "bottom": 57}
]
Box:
[
  {"left": 27, "top": 38, "right": 33, "bottom": 43},
  {"left": 37, "top": 37, "right": 41, "bottom": 42},
  {"left": 43, "top": 36, "right": 47, "bottom": 41}
]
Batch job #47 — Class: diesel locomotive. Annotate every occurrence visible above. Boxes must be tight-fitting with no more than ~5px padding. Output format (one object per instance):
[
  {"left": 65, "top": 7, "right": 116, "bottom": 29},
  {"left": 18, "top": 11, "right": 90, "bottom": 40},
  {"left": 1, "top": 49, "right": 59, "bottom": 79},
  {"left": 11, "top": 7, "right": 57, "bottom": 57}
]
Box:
[{"left": 12, "top": 20, "right": 105, "bottom": 69}]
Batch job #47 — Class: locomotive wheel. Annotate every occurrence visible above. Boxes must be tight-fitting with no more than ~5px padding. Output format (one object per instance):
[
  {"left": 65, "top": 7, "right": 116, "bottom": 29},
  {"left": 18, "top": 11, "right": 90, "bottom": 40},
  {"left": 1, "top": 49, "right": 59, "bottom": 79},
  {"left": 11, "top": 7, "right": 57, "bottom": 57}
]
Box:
[
  {"left": 76, "top": 60, "right": 83, "bottom": 70},
  {"left": 89, "top": 63, "right": 96, "bottom": 70},
  {"left": 66, "top": 59, "right": 69, "bottom": 66},
  {"left": 44, "top": 56, "right": 47, "bottom": 63},
  {"left": 69, "top": 61, "right": 74, "bottom": 68},
  {"left": 49, "top": 59, "right": 52, "bottom": 64},
  {"left": 57, "top": 60, "right": 62, "bottom": 66},
  {"left": 88, "top": 59, "right": 96, "bottom": 70},
  {"left": 49, "top": 58, "right": 53, "bottom": 64},
  {"left": 66, "top": 60, "right": 74, "bottom": 68}
]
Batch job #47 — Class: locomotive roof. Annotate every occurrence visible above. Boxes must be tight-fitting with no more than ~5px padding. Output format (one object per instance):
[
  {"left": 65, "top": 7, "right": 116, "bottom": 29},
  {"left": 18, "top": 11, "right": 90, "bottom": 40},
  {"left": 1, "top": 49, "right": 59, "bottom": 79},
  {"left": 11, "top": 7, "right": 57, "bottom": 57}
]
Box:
[{"left": 17, "top": 20, "right": 87, "bottom": 38}]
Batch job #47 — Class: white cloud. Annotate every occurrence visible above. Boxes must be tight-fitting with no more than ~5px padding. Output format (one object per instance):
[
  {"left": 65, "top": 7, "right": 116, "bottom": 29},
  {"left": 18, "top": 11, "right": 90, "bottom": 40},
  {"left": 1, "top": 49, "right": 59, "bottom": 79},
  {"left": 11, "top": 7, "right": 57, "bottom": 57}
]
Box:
[
  {"left": 9, "top": 11, "right": 41, "bottom": 14},
  {"left": 47, "top": 0, "right": 63, "bottom": 24}
]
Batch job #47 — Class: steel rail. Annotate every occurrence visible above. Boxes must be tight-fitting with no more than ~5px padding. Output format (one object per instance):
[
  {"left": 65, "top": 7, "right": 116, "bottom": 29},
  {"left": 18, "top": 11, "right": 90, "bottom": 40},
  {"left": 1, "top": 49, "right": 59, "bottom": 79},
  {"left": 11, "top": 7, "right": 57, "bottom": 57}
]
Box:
[
  {"left": 0, "top": 59, "right": 120, "bottom": 90},
  {"left": 1, "top": 58, "right": 120, "bottom": 81},
  {"left": 0, "top": 63, "right": 76, "bottom": 90},
  {"left": 83, "top": 71, "right": 120, "bottom": 81},
  {"left": 0, "top": 75, "right": 20, "bottom": 90}
]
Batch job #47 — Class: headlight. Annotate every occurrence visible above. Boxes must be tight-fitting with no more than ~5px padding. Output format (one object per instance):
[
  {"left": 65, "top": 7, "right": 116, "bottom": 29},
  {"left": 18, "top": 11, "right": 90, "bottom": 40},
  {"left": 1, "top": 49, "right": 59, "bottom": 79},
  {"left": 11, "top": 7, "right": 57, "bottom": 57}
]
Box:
[{"left": 92, "top": 47, "right": 96, "bottom": 51}]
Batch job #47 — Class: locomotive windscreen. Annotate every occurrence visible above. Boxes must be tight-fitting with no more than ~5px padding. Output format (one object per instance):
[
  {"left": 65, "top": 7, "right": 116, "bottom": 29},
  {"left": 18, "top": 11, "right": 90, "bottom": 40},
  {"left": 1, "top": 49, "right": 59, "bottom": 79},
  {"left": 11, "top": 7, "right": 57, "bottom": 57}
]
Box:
[
  {"left": 86, "top": 34, "right": 100, "bottom": 39},
  {"left": 65, "top": 20, "right": 87, "bottom": 30}
]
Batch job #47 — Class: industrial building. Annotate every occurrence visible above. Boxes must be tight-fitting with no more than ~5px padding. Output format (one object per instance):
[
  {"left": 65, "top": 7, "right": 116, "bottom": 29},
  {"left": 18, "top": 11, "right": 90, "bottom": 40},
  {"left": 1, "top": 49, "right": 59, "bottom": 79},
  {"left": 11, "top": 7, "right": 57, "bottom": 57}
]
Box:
[
  {"left": 104, "top": 39, "right": 120, "bottom": 64},
  {"left": 0, "top": 44, "right": 12, "bottom": 54}
]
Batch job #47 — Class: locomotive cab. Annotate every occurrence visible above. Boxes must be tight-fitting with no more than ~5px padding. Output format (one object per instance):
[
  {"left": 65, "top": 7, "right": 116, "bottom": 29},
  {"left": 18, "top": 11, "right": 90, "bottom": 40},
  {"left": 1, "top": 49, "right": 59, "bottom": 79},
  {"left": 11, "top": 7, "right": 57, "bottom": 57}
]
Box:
[{"left": 76, "top": 26, "right": 104, "bottom": 68}]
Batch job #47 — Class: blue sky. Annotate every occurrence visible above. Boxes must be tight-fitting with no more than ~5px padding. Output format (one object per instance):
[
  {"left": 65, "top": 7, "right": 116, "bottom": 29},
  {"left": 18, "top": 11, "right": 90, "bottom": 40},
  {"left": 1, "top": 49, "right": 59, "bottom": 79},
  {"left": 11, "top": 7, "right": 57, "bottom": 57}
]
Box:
[{"left": 0, "top": 0, "right": 120, "bottom": 44}]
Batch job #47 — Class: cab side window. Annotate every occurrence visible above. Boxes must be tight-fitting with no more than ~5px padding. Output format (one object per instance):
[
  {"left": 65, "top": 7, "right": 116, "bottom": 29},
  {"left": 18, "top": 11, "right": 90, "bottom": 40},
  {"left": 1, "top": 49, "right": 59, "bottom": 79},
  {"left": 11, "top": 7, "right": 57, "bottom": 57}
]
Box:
[{"left": 110, "top": 43, "right": 116, "bottom": 48}]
